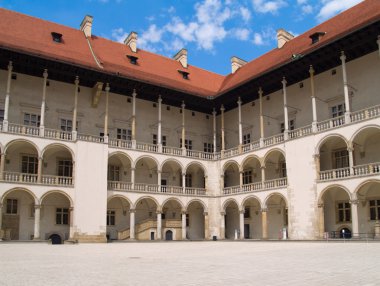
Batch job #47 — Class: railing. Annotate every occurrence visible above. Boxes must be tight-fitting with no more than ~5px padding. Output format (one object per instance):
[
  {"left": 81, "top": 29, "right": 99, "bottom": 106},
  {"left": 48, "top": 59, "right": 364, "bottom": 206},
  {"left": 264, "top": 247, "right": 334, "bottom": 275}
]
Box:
[
  {"left": 319, "top": 167, "right": 351, "bottom": 180},
  {"left": 107, "top": 181, "right": 133, "bottom": 191},
  {"left": 108, "top": 139, "right": 133, "bottom": 149},
  {"left": 8, "top": 123, "right": 39, "bottom": 136},
  {"left": 77, "top": 133, "right": 104, "bottom": 143},
  {"left": 242, "top": 140, "right": 260, "bottom": 154},
  {"left": 134, "top": 183, "right": 160, "bottom": 193},
  {"left": 117, "top": 229, "right": 130, "bottom": 240},
  {"left": 263, "top": 134, "right": 284, "bottom": 147},
  {"left": 350, "top": 104, "right": 380, "bottom": 123},
  {"left": 185, "top": 187, "right": 207, "bottom": 196},
  {"left": 186, "top": 150, "right": 215, "bottom": 160},
  {"left": 162, "top": 146, "right": 183, "bottom": 156},
  {"left": 136, "top": 142, "right": 158, "bottom": 152},
  {"left": 223, "top": 147, "right": 239, "bottom": 158},
  {"left": 353, "top": 162, "right": 380, "bottom": 176},
  {"left": 317, "top": 115, "right": 345, "bottom": 132},
  {"left": 41, "top": 175, "right": 73, "bottom": 186},
  {"left": 223, "top": 178, "right": 287, "bottom": 195},
  {"left": 319, "top": 162, "right": 380, "bottom": 181},
  {"left": 288, "top": 125, "right": 313, "bottom": 139},
  {"left": 3, "top": 172, "right": 38, "bottom": 183},
  {"left": 44, "top": 128, "right": 72, "bottom": 141}
]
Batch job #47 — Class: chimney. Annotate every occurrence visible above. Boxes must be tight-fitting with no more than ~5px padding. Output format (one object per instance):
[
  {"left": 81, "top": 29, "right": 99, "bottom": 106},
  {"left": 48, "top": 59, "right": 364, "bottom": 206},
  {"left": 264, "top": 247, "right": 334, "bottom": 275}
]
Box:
[
  {"left": 231, "top": 56, "right": 247, "bottom": 74},
  {"left": 277, "top": 29, "right": 294, "bottom": 49},
  {"left": 80, "top": 15, "right": 93, "bottom": 38},
  {"left": 173, "top": 49, "right": 188, "bottom": 69},
  {"left": 124, "top": 32, "right": 138, "bottom": 53}
]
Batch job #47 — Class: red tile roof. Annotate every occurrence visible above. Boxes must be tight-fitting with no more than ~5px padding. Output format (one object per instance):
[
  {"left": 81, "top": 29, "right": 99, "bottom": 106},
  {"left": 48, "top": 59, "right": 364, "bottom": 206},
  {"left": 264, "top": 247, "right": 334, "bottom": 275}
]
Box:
[{"left": 0, "top": 0, "right": 379, "bottom": 98}]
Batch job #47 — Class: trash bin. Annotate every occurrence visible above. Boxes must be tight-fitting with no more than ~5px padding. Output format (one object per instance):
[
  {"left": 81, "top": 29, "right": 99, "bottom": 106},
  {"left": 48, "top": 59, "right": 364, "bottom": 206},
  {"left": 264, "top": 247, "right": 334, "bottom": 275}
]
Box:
[{"left": 213, "top": 236, "right": 217, "bottom": 241}]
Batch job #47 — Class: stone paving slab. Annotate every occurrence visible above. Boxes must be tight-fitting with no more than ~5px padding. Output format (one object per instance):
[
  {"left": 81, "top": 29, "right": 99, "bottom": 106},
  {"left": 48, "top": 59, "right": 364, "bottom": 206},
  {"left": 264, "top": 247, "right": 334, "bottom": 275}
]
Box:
[{"left": 0, "top": 241, "right": 379, "bottom": 286}]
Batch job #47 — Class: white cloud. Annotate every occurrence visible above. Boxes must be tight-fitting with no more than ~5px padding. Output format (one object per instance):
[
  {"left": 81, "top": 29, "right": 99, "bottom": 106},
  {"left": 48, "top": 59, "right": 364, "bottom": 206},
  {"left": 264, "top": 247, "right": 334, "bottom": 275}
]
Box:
[
  {"left": 297, "top": 0, "right": 307, "bottom": 4},
  {"left": 317, "top": 0, "right": 363, "bottom": 22},
  {"left": 302, "top": 4, "right": 313, "bottom": 14},
  {"left": 252, "top": 0, "right": 287, "bottom": 14},
  {"left": 240, "top": 7, "right": 251, "bottom": 22},
  {"left": 139, "top": 24, "right": 164, "bottom": 51},
  {"left": 253, "top": 33, "right": 264, "bottom": 45},
  {"left": 234, "top": 28, "right": 250, "bottom": 41},
  {"left": 111, "top": 27, "right": 128, "bottom": 43},
  {"left": 165, "top": 17, "right": 198, "bottom": 42}
]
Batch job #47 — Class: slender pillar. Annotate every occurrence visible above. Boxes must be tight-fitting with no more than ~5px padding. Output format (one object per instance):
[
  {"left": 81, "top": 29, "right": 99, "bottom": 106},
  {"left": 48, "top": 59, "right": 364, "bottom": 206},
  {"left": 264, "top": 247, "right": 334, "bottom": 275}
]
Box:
[
  {"left": 221, "top": 105, "right": 225, "bottom": 152},
  {"left": 72, "top": 76, "right": 79, "bottom": 140},
  {"left": 0, "top": 152, "right": 5, "bottom": 180},
  {"left": 131, "top": 89, "right": 137, "bottom": 141},
  {"left": 309, "top": 66, "right": 318, "bottom": 132},
  {"left": 156, "top": 211, "right": 162, "bottom": 240},
  {"left": 3, "top": 61, "right": 13, "bottom": 132},
  {"left": 37, "top": 157, "right": 43, "bottom": 183},
  {"left": 239, "top": 170, "right": 243, "bottom": 188},
  {"left": 220, "top": 212, "right": 225, "bottom": 239},
  {"left": 71, "top": 161, "right": 75, "bottom": 185},
  {"left": 181, "top": 101, "right": 186, "bottom": 154},
  {"left": 237, "top": 97, "right": 243, "bottom": 151},
  {"left": 181, "top": 211, "right": 187, "bottom": 240},
  {"left": 69, "top": 207, "right": 74, "bottom": 240},
  {"left": 130, "top": 209, "right": 136, "bottom": 240},
  {"left": 350, "top": 200, "right": 359, "bottom": 238},
  {"left": 318, "top": 203, "right": 325, "bottom": 239},
  {"left": 261, "top": 166, "right": 266, "bottom": 184},
  {"left": 282, "top": 77, "right": 289, "bottom": 139},
  {"left": 239, "top": 209, "right": 245, "bottom": 239},
  {"left": 340, "top": 51, "right": 351, "bottom": 123},
  {"left": 204, "top": 212, "right": 209, "bottom": 240},
  {"left": 261, "top": 208, "right": 268, "bottom": 239},
  {"left": 182, "top": 172, "right": 186, "bottom": 192},
  {"left": 103, "top": 83, "right": 110, "bottom": 143},
  {"left": 131, "top": 167, "right": 135, "bottom": 189},
  {"left": 348, "top": 144, "right": 354, "bottom": 175},
  {"left": 259, "top": 88, "right": 264, "bottom": 147},
  {"left": 40, "top": 69, "right": 48, "bottom": 136},
  {"left": 157, "top": 170, "right": 162, "bottom": 187},
  {"left": 33, "top": 205, "right": 41, "bottom": 240},
  {"left": 157, "top": 95, "right": 162, "bottom": 152},
  {"left": 212, "top": 108, "right": 216, "bottom": 154}
]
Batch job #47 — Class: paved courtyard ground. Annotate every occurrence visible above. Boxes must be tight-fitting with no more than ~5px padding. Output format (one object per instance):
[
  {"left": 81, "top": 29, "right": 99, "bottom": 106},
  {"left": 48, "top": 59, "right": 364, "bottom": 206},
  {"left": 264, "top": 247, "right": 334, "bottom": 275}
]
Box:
[{"left": 0, "top": 241, "right": 379, "bottom": 286}]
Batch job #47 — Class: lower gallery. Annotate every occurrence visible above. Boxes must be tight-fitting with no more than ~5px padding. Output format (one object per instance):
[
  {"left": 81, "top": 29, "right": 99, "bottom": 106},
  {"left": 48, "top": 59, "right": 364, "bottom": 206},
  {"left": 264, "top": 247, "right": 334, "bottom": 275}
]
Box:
[{"left": 1, "top": 1, "right": 380, "bottom": 243}]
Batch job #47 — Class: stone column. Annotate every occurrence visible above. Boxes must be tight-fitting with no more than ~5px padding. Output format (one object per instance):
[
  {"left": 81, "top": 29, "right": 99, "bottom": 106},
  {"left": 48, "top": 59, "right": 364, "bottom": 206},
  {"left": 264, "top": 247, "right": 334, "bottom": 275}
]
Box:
[
  {"left": 261, "top": 208, "right": 268, "bottom": 239},
  {"left": 220, "top": 105, "right": 225, "bottom": 153},
  {"left": 348, "top": 144, "right": 354, "bottom": 175},
  {"left": 239, "top": 209, "right": 245, "bottom": 239},
  {"left": 37, "top": 156, "right": 43, "bottom": 184},
  {"left": 3, "top": 61, "right": 13, "bottom": 132},
  {"left": 239, "top": 170, "right": 243, "bottom": 188},
  {"left": 157, "top": 170, "right": 162, "bottom": 187},
  {"left": 204, "top": 212, "right": 209, "bottom": 240},
  {"left": 68, "top": 207, "right": 74, "bottom": 240},
  {"left": 130, "top": 209, "right": 136, "bottom": 240},
  {"left": 131, "top": 89, "right": 137, "bottom": 142},
  {"left": 0, "top": 152, "right": 5, "bottom": 180},
  {"left": 350, "top": 200, "right": 359, "bottom": 238},
  {"left": 340, "top": 51, "right": 351, "bottom": 123},
  {"left": 318, "top": 203, "right": 325, "bottom": 239},
  {"left": 181, "top": 211, "right": 187, "bottom": 240},
  {"left": 157, "top": 95, "right": 162, "bottom": 152},
  {"left": 314, "top": 154, "right": 321, "bottom": 180},
  {"left": 40, "top": 69, "right": 48, "bottom": 137},
  {"left": 131, "top": 167, "right": 135, "bottom": 189},
  {"left": 103, "top": 83, "right": 110, "bottom": 143},
  {"left": 237, "top": 97, "right": 243, "bottom": 152},
  {"left": 220, "top": 212, "right": 225, "bottom": 239},
  {"left": 71, "top": 161, "right": 75, "bottom": 185},
  {"left": 72, "top": 76, "right": 79, "bottom": 140},
  {"left": 282, "top": 77, "right": 289, "bottom": 140},
  {"left": 182, "top": 172, "right": 186, "bottom": 193},
  {"left": 156, "top": 211, "right": 162, "bottom": 240},
  {"left": 33, "top": 205, "right": 41, "bottom": 240},
  {"left": 309, "top": 65, "right": 318, "bottom": 132},
  {"left": 212, "top": 108, "right": 216, "bottom": 154},
  {"left": 259, "top": 88, "right": 264, "bottom": 147},
  {"left": 181, "top": 101, "right": 186, "bottom": 155},
  {"left": 261, "top": 166, "right": 266, "bottom": 184}
]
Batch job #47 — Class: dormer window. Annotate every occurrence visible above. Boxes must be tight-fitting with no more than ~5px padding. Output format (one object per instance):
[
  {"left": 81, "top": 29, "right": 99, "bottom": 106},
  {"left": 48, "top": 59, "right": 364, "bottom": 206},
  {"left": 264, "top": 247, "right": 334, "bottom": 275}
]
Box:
[
  {"left": 178, "top": 70, "right": 189, "bottom": 80},
  {"left": 309, "top": 32, "right": 326, "bottom": 44},
  {"left": 51, "top": 32, "right": 63, "bottom": 43},
  {"left": 127, "top": 55, "right": 138, "bottom": 65}
]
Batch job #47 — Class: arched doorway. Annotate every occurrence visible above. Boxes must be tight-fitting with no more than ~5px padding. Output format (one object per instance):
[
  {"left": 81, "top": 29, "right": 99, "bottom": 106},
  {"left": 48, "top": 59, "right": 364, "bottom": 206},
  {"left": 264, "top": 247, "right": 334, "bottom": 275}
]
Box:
[
  {"left": 187, "top": 201, "right": 205, "bottom": 240},
  {"left": 135, "top": 197, "right": 158, "bottom": 240},
  {"left": 42, "top": 145, "right": 73, "bottom": 186},
  {"left": 108, "top": 153, "right": 132, "bottom": 190},
  {"left": 223, "top": 162, "right": 240, "bottom": 188},
  {"left": 162, "top": 199, "right": 183, "bottom": 240},
  {"left": 49, "top": 233, "right": 62, "bottom": 244},
  {"left": 161, "top": 160, "right": 182, "bottom": 192},
  {"left": 165, "top": 230, "right": 173, "bottom": 240},
  {"left": 224, "top": 200, "right": 239, "bottom": 239},
  {"left": 264, "top": 150, "right": 286, "bottom": 181},
  {"left": 265, "top": 193, "right": 288, "bottom": 239},
  {"left": 242, "top": 197, "right": 262, "bottom": 239},
  {"left": 135, "top": 157, "right": 158, "bottom": 186},
  {"left": 106, "top": 196, "right": 131, "bottom": 240}
]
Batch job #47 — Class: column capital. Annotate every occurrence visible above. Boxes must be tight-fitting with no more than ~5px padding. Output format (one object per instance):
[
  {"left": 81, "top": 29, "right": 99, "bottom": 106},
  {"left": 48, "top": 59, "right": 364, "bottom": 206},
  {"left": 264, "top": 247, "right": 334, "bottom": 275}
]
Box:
[
  {"left": 74, "top": 76, "right": 79, "bottom": 85},
  {"left": 181, "top": 210, "right": 187, "bottom": 215},
  {"left": 220, "top": 211, "right": 226, "bottom": 216},
  {"left": 182, "top": 172, "right": 186, "bottom": 177},
  {"left": 132, "top": 89, "right": 137, "bottom": 97},
  {"left": 313, "top": 153, "right": 320, "bottom": 159},
  {"left": 212, "top": 108, "right": 216, "bottom": 116},
  {"left": 43, "top": 69, "right": 48, "bottom": 79},
  {"left": 8, "top": 61, "right": 13, "bottom": 71},
  {"left": 156, "top": 210, "right": 162, "bottom": 215},
  {"left": 350, "top": 200, "right": 359, "bottom": 205},
  {"left": 281, "top": 77, "right": 287, "bottom": 85},
  {"left": 347, "top": 146, "right": 354, "bottom": 152},
  {"left": 34, "top": 204, "right": 42, "bottom": 210},
  {"left": 69, "top": 207, "right": 74, "bottom": 211},
  {"left": 258, "top": 87, "right": 263, "bottom": 96},
  {"left": 237, "top": 97, "right": 242, "bottom": 105},
  {"left": 129, "top": 209, "right": 136, "bottom": 213},
  {"left": 317, "top": 203, "right": 324, "bottom": 208},
  {"left": 158, "top": 95, "right": 162, "bottom": 103},
  {"left": 261, "top": 208, "right": 268, "bottom": 213},
  {"left": 220, "top": 105, "right": 225, "bottom": 112},
  {"left": 203, "top": 211, "right": 208, "bottom": 216},
  {"left": 131, "top": 167, "right": 136, "bottom": 171},
  {"left": 239, "top": 209, "right": 245, "bottom": 214},
  {"left": 181, "top": 100, "right": 185, "bottom": 109},
  {"left": 309, "top": 65, "right": 314, "bottom": 75},
  {"left": 105, "top": 83, "right": 110, "bottom": 92},
  {"left": 157, "top": 169, "right": 162, "bottom": 174},
  {"left": 340, "top": 50, "right": 346, "bottom": 61}
]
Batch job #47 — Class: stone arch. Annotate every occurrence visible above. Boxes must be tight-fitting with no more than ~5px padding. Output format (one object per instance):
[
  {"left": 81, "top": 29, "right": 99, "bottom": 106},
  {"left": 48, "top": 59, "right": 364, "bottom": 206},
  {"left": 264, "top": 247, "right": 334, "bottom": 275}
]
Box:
[
  {"left": 184, "top": 161, "right": 207, "bottom": 177},
  {"left": 350, "top": 125, "right": 380, "bottom": 165},
  {"left": 185, "top": 199, "right": 207, "bottom": 212},
  {"left": 241, "top": 155, "right": 261, "bottom": 169},
  {"left": 160, "top": 158, "right": 184, "bottom": 173},
  {"left": 222, "top": 198, "right": 239, "bottom": 212},
  {"left": 262, "top": 148, "right": 286, "bottom": 166},
  {"left": 162, "top": 197, "right": 185, "bottom": 211},
  {"left": 134, "top": 196, "right": 160, "bottom": 210},
  {"left": 40, "top": 190, "right": 73, "bottom": 207},
  {"left": 1, "top": 187, "right": 38, "bottom": 205},
  {"left": 108, "top": 151, "right": 133, "bottom": 165},
  {"left": 133, "top": 155, "right": 159, "bottom": 170},
  {"left": 222, "top": 160, "right": 240, "bottom": 172},
  {"left": 107, "top": 194, "right": 133, "bottom": 207},
  {"left": 263, "top": 192, "right": 288, "bottom": 208},
  {"left": 315, "top": 133, "right": 349, "bottom": 155},
  {"left": 318, "top": 184, "right": 352, "bottom": 204},
  {"left": 350, "top": 124, "right": 380, "bottom": 143},
  {"left": 4, "top": 139, "right": 40, "bottom": 156},
  {"left": 134, "top": 156, "right": 159, "bottom": 185},
  {"left": 241, "top": 195, "right": 263, "bottom": 210},
  {"left": 354, "top": 179, "right": 380, "bottom": 197},
  {"left": 41, "top": 143, "right": 74, "bottom": 161}
]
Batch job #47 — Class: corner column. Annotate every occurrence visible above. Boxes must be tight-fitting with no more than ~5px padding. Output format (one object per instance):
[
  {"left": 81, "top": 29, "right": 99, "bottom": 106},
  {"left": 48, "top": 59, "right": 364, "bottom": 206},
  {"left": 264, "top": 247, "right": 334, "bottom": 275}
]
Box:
[
  {"left": 239, "top": 209, "right": 244, "bottom": 239},
  {"left": 69, "top": 207, "right": 74, "bottom": 240},
  {"left": 182, "top": 172, "right": 186, "bottom": 193},
  {"left": 350, "top": 200, "right": 359, "bottom": 238},
  {"left": 282, "top": 77, "right": 289, "bottom": 140},
  {"left": 72, "top": 76, "right": 79, "bottom": 141},
  {"left": 318, "top": 203, "right": 324, "bottom": 239},
  {"left": 130, "top": 209, "right": 136, "bottom": 240},
  {"left": 3, "top": 61, "right": 13, "bottom": 132},
  {"left": 204, "top": 212, "right": 209, "bottom": 240},
  {"left": 104, "top": 83, "right": 110, "bottom": 143},
  {"left": 220, "top": 212, "right": 225, "bottom": 239},
  {"left": 259, "top": 88, "right": 264, "bottom": 147},
  {"left": 157, "top": 95, "right": 162, "bottom": 152},
  {"left": 309, "top": 65, "right": 318, "bottom": 132},
  {"left": 181, "top": 211, "right": 187, "bottom": 240},
  {"left": 340, "top": 51, "right": 351, "bottom": 123},
  {"left": 39, "top": 69, "right": 48, "bottom": 137},
  {"left": 156, "top": 211, "right": 162, "bottom": 240},
  {"left": 33, "top": 205, "right": 41, "bottom": 240},
  {"left": 261, "top": 208, "right": 268, "bottom": 239}
]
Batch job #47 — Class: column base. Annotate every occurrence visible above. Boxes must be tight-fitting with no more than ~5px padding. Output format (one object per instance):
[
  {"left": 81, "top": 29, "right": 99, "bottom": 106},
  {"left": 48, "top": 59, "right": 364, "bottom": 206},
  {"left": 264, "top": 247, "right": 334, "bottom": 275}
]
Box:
[
  {"left": 72, "top": 232, "right": 107, "bottom": 243},
  {"left": 2, "top": 120, "right": 8, "bottom": 132}
]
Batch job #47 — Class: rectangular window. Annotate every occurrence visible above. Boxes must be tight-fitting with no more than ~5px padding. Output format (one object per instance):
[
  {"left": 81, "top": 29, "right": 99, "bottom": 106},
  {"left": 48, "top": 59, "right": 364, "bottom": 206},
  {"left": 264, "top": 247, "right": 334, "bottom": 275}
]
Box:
[
  {"left": 203, "top": 143, "right": 214, "bottom": 153},
  {"left": 337, "top": 202, "right": 351, "bottom": 223},
  {"left": 180, "top": 139, "right": 192, "bottom": 150},
  {"left": 244, "top": 207, "right": 250, "bottom": 219},
  {"left": 243, "top": 170, "right": 252, "bottom": 185},
  {"left": 280, "top": 120, "right": 295, "bottom": 133},
  {"left": 60, "top": 119, "right": 78, "bottom": 132},
  {"left": 331, "top": 103, "right": 345, "bottom": 118},
  {"left": 280, "top": 161, "right": 287, "bottom": 178},
  {"left": 21, "top": 155, "right": 38, "bottom": 174},
  {"left": 185, "top": 174, "right": 192, "bottom": 188},
  {"left": 0, "top": 109, "right": 4, "bottom": 122},
  {"left": 108, "top": 165, "right": 120, "bottom": 181},
  {"left": 369, "top": 199, "right": 380, "bottom": 221},
  {"left": 152, "top": 134, "right": 167, "bottom": 146},
  {"left": 333, "top": 149, "right": 349, "bottom": 169},
  {"left": 56, "top": 208, "right": 69, "bottom": 225},
  {"left": 6, "top": 199, "right": 18, "bottom": 214},
  {"left": 57, "top": 159, "right": 73, "bottom": 177},
  {"left": 107, "top": 210, "right": 116, "bottom": 226},
  {"left": 186, "top": 214, "right": 189, "bottom": 227},
  {"left": 23, "top": 113, "right": 40, "bottom": 127},
  {"left": 117, "top": 128, "right": 132, "bottom": 140},
  {"left": 243, "top": 134, "right": 251, "bottom": 145}
]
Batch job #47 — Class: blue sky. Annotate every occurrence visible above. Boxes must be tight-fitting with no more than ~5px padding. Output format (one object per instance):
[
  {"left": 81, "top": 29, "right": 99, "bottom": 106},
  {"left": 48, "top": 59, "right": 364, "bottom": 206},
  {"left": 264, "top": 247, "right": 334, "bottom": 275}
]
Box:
[{"left": 0, "top": 0, "right": 363, "bottom": 75}]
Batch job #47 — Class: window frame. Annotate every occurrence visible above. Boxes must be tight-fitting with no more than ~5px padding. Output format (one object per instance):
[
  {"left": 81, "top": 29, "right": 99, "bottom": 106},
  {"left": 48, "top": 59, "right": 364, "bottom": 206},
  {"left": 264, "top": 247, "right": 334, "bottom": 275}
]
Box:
[{"left": 56, "top": 208, "right": 69, "bottom": 225}]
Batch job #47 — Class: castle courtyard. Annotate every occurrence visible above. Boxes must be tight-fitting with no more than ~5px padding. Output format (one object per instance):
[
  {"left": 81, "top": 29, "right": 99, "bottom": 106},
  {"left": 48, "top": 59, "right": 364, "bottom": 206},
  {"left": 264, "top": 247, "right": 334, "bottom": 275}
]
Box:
[{"left": 0, "top": 241, "right": 379, "bottom": 286}]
